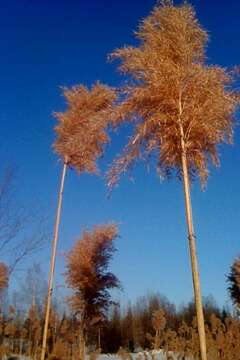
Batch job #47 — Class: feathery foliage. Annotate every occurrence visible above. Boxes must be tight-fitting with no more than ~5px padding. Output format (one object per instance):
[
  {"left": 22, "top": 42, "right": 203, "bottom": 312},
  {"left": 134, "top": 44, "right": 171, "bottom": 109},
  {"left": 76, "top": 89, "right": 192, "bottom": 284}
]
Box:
[
  {"left": 108, "top": 1, "right": 239, "bottom": 187},
  {"left": 65, "top": 224, "right": 120, "bottom": 323},
  {"left": 54, "top": 83, "right": 116, "bottom": 173},
  {"left": 45, "top": 84, "right": 116, "bottom": 360}
]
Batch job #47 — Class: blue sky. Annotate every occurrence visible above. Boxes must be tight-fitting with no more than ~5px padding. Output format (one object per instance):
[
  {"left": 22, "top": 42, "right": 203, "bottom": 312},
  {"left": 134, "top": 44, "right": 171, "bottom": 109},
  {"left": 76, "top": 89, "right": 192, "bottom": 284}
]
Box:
[{"left": 1, "top": 0, "right": 240, "bottom": 308}]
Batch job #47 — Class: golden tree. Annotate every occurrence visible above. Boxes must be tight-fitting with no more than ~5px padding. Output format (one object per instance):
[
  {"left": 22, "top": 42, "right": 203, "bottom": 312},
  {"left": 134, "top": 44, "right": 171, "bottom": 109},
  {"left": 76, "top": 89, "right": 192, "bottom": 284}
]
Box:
[
  {"left": 41, "top": 83, "right": 116, "bottom": 360},
  {"left": 152, "top": 309, "right": 166, "bottom": 349},
  {"left": 107, "top": 2, "right": 239, "bottom": 360},
  {"left": 65, "top": 224, "right": 120, "bottom": 360},
  {"left": 146, "top": 308, "right": 167, "bottom": 350}
]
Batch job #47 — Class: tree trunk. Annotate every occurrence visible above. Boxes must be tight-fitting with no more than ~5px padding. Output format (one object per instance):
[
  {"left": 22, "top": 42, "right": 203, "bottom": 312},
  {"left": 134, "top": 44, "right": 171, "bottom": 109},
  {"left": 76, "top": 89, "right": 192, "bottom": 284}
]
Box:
[
  {"left": 79, "top": 328, "right": 85, "bottom": 360},
  {"left": 41, "top": 162, "right": 68, "bottom": 360},
  {"left": 98, "top": 327, "right": 101, "bottom": 350},
  {"left": 180, "top": 136, "right": 207, "bottom": 360}
]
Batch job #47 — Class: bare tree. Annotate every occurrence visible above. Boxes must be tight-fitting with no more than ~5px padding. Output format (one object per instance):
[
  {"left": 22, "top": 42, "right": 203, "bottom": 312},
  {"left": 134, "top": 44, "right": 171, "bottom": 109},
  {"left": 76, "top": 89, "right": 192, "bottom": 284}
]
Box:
[
  {"left": 41, "top": 83, "right": 116, "bottom": 360},
  {"left": 107, "top": 2, "right": 239, "bottom": 360},
  {"left": 16, "top": 263, "right": 48, "bottom": 312},
  {"left": 0, "top": 167, "right": 47, "bottom": 273}
]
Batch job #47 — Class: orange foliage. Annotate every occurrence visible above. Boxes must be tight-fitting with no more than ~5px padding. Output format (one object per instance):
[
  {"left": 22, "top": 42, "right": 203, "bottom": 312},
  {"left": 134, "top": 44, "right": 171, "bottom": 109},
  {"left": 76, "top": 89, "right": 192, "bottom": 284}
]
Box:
[
  {"left": 65, "top": 224, "right": 120, "bottom": 322},
  {"left": 163, "top": 314, "right": 240, "bottom": 359},
  {"left": 152, "top": 309, "right": 166, "bottom": 333},
  {"left": 108, "top": 1, "right": 240, "bottom": 187},
  {"left": 0, "top": 262, "right": 8, "bottom": 292},
  {"left": 54, "top": 83, "right": 116, "bottom": 173},
  {"left": 50, "top": 339, "right": 69, "bottom": 360}
]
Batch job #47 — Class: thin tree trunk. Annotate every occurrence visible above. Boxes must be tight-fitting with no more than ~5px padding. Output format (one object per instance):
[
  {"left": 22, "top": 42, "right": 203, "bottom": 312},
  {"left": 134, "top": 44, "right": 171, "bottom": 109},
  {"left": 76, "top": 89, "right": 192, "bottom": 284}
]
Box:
[
  {"left": 179, "top": 126, "right": 207, "bottom": 360},
  {"left": 153, "top": 329, "right": 159, "bottom": 350},
  {"left": 79, "top": 328, "right": 85, "bottom": 360},
  {"left": 41, "top": 161, "right": 68, "bottom": 360},
  {"left": 98, "top": 327, "right": 101, "bottom": 350}
]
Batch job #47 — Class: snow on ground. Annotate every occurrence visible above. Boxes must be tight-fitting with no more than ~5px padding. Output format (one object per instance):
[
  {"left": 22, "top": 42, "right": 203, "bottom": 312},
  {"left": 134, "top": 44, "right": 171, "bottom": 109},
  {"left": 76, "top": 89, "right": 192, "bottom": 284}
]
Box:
[
  {"left": 96, "top": 350, "right": 192, "bottom": 360},
  {"left": 4, "top": 350, "right": 193, "bottom": 360}
]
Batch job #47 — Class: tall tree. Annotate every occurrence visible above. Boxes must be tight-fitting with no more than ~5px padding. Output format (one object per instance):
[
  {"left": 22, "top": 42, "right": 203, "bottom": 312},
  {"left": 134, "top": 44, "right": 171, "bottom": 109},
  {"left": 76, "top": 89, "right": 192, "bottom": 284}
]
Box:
[
  {"left": 106, "top": 304, "right": 122, "bottom": 353},
  {"left": 152, "top": 309, "right": 166, "bottom": 349},
  {"left": 24, "top": 304, "right": 41, "bottom": 357},
  {"left": 65, "top": 224, "right": 120, "bottom": 360},
  {"left": 41, "top": 83, "right": 116, "bottom": 360},
  {"left": 17, "top": 263, "right": 47, "bottom": 312},
  {"left": 121, "top": 303, "right": 134, "bottom": 351},
  {"left": 108, "top": 2, "right": 239, "bottom": 360},
  {"left": 0, "top": 167, "right": 47, "bottom": 273},
  {"left": 227, "top": 257, "right": 240, "bottom": 311}
]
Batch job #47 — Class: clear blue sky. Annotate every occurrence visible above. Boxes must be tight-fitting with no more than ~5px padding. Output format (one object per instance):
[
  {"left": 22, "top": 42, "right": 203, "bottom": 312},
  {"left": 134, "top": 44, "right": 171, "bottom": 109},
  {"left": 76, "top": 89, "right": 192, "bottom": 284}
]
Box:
[{"left": 1, "top": 0, "right": 240, "bottom": 308}]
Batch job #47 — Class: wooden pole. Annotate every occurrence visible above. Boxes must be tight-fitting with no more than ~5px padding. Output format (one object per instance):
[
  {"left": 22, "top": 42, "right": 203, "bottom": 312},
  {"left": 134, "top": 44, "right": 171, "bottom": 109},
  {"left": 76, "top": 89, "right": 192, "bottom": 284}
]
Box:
[
  {"left": 179, "top": 123, "right": 207, "bottom": 360},
  {"left": 41, "top": 161, "right": 67, "bottom": 360}
]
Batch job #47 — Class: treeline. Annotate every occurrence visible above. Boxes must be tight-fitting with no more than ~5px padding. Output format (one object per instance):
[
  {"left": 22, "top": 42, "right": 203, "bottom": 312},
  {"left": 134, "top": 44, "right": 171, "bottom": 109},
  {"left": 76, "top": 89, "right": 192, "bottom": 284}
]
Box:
[
  {"left": 102, "top": 293, "right": 231, "bottom": 354},
  {"left": 0, "top": 291, "right": 239, "bottom": 359}
]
